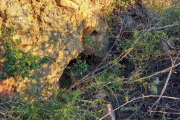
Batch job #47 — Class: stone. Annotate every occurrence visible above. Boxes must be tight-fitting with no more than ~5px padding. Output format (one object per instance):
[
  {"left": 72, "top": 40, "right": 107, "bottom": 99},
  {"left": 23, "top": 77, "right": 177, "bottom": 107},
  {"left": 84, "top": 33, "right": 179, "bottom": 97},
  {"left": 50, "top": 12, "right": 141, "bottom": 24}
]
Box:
[
  {"left": 161, "top": 39, "right": 175, "bottom": 53},
  {"left": 0, "top": 0, "right": 113, "bottom": 100},
  {"left": 94, "top": 90, "right": 108, "bottom": 100},
  {"left": 55, "top": 0, "right": 79, "bottom": 10},
  {"left": 103, "top": 104, "right": 116, "bottom": 120}
]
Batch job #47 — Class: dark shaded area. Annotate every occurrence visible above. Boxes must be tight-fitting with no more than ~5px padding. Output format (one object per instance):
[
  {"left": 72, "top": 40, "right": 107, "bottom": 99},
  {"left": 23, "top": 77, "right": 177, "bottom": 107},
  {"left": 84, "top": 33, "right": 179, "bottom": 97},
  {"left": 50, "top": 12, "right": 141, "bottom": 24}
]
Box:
[
  {"left": 99, "top": 2, "right": 180, "bottom": 120},
  {"left": 59, "top": 53, "right": 102, "bottom": 89}
]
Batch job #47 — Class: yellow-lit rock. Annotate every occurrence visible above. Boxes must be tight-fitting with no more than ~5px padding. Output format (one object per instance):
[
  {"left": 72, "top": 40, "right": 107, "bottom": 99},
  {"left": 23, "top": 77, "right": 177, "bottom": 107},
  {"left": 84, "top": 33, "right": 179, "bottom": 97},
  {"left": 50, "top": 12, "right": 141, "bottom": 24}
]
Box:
[{"left": 0, "top": 0, "right": 113, "bottom": 100}]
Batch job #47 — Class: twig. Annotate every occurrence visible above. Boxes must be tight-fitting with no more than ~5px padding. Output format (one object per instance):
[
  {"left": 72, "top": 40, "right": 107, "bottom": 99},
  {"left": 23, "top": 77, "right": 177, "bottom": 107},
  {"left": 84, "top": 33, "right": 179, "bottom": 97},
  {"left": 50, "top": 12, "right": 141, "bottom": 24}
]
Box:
[
  {"left": 73, "top": 17, "right": 165, "bottom": 88},
  {"left": 120, "top": 106, "right": 141, "bottom": 112},
  {"left": 146, "top": 23, "right": 180, "bottom": 31},
  {"left": 72, "top": 21, "right": 124, "bottom": 88},
  {"left": 148, "top": 52, "right": 180, "bottom": 113},
  {"left": 140, "top": 52, "right": 180, "bottom": 118},
  {"left": 148, "top": 110, "right": 180, "bottom": 115},
  {"left": 92, "top": 22, "right": 124, "bottom": 75},
  {"left": 104, "top": 85, "right": 121, "bottom": 118},
  {"left": 124, "top": 62, "right": 180, "bottom": 84},
  {"left": 97, "top": 58, "right": 180, "bottom": 89},
  {"left": 92, "top": 16, "right": 167, "bottom": 76},
  {"left": 173, "top": 51, "right": 180, "bottom": 64},
  {"left": 148, "top": 56, "right": 173, "bottom": 116},
  {"left": 99, "top": 95, "right": 180, "bottom": 120}
]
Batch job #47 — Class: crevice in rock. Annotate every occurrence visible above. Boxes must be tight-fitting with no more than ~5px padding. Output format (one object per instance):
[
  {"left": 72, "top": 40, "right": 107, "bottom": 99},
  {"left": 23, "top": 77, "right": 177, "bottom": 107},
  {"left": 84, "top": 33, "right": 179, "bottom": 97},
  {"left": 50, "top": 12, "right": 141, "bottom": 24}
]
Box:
[
  {"left": 83, "top": 27, "right": 95, "bottom": 36},
  {"left": 59, "top": 53, "right": 101, "bottom": 89},
  {"left": 91, "top": 30, "right": 98, "bottom": 35}
]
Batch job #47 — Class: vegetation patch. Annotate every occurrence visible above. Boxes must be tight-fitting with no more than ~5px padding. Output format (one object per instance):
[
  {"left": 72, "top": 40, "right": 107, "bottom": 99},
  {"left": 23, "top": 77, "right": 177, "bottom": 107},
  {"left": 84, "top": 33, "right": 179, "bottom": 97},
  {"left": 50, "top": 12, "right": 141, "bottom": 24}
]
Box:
[
  {"left": 0, "top": 26, "right": 50, "bottom": 81},
  {"left": 0, "top": 0, "right": 180, "bottom": 120}
]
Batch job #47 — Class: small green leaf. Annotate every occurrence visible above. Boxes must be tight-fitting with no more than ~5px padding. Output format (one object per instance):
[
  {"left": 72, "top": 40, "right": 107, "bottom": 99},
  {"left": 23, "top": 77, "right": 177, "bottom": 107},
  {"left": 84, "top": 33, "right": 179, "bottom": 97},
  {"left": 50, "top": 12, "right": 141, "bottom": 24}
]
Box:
[
  {"left": 41, "top": 57, "right": 50, "bottom": 64},
  {"left": 151, "top": 85, "right": 158, "bottom": 94},
  {"left": 4, "top": 72, "right": 7, "bottom": 76},
  {"left": 153, "top": 77, "right": 160, "bottom": 85}
]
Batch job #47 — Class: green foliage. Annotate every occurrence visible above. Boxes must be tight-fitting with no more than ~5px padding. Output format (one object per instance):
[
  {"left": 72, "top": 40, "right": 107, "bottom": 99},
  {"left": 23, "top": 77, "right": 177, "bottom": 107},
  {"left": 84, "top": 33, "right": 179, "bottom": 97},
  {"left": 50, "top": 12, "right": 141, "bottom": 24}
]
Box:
[
  {"left": 95, "top": 68, "right": 124, "bottom": 93},
  {"left": 0, "top": 26, "right": 50, "bottom": 80},
  {"left": 83, "top": 34, "right": 102, "bottom": 55},
  {"left": 84, "top": 34, "right": 95, "bottom": 47},
  {"left": 68, "top": 56, "right": 90, "bottom": 79},
  {"left": 150, "top": 77, "right": 160, "bottom": 94},
  {"left": 162, "top": 1, "right": 180, "bottom": 36},
  {"left": 0, "top": 89, "right": 105, "bottom": 119},
  {"left": 153, "top": 77, "right": 160, "bottom": 85},
  {"left": 126, "top": 31, "right": 165, "bottom": 66},
  {"left": 108, "top": 0, "right": 134, "bottom": 10},
  {"left": 150, "top": 85, "right": 158, "bottom": 94}
]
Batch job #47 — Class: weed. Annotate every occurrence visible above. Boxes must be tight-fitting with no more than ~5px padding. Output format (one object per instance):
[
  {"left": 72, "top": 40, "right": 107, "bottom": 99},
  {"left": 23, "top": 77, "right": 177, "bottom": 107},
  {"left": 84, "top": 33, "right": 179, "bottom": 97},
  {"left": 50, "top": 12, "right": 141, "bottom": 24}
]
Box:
[
  {"left": 68, "top": 56, "right": 90, "bottom": 79},
  {"left": 0, "top": 26, "right": 50, "bottom": 81}
]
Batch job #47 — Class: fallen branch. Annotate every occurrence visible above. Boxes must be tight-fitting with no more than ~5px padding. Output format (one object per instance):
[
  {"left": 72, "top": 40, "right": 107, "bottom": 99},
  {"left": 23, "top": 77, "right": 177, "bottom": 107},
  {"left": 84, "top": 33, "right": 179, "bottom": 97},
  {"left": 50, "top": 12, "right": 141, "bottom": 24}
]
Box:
[
  {"left": 146, "top": 23, "right": 180, "bottom": 31},
  {"left": 147, "top": 51, "right": 180, "bottom": 115},
  {"left": 148, "top": 110, "right": 180, "bottom": 115},
  {"left": 148, "top": 56, "right": 173, "bottom": 114},
  {"left": 99, "top": 95, "right": 180, "bottom": 120},
  {"left": 124, "top": 61, "right": 180, "bottom": 84}
]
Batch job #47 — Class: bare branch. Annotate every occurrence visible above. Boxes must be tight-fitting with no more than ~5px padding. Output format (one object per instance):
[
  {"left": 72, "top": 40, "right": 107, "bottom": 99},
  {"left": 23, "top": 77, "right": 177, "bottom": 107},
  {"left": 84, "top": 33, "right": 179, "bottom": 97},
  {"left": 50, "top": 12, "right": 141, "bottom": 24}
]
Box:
[{"left": 100, "top": 95, "right": 180, "bottom": 120}]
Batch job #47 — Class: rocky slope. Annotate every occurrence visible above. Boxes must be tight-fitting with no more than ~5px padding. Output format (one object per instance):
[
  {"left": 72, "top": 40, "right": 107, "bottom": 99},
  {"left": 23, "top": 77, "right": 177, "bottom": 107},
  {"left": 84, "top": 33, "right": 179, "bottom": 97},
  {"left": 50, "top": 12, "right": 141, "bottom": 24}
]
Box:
[{"left": 0, "top": 0, "right": 112, "bottom": 99}]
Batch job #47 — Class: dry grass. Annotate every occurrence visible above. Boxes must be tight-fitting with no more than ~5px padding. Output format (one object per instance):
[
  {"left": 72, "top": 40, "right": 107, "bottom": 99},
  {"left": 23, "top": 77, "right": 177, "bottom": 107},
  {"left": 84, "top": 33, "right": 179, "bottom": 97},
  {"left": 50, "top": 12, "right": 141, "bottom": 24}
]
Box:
[{"left": 0, "top": 77, "right": 16, "bottom": 96}]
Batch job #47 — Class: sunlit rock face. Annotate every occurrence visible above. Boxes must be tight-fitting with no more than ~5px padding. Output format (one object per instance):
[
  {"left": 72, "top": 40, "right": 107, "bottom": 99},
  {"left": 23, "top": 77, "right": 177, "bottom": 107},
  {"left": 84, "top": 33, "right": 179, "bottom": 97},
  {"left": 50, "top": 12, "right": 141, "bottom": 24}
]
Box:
[{"left": 0, "top": 0, "right": 112, "bottom": 99}]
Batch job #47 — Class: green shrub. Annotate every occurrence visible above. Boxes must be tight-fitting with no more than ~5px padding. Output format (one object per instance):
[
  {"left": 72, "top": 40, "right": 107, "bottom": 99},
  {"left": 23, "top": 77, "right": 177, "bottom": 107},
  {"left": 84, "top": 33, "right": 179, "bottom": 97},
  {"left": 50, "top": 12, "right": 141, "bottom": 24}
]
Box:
[
  {"left": 125, "top": 30, "right": 164, "bottom": 67},
  {"left": 0, "top": 26, "right": 49, "bottom": 80},
  {"left": 68, "top": 56, "right": 90, "bottom": 79},
  {"left": 0, "top": 88, "right": 105, "bottom": 120},
  {"left": 161, "top": 1, "right": 180, "bottom": 36},
  {"left": 108, "top": 0, "right": 134, "bottom": 10}
]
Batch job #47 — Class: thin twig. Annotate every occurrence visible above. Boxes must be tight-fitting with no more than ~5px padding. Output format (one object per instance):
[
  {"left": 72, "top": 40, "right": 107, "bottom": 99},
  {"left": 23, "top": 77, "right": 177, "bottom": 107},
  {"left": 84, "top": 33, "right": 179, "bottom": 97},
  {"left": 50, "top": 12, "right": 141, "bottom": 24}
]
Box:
[
  {"left": 92, "top": 22, "right": 124, "bottom": 75},
  {"left": 148, "top": 52, "right": 180, "bottom": 113},
  {"left": 104, "top": 85, "right": 121, "bottom": 118},
  {"left": 147, "top": 55, "right": 173, "bottom": 116},
  {"left": 73, "top": 17, "right": 166, "bottom": 88},
  {"left": 148, "top": 110, "right": 180, "bottom": 115},
  {"left": 124, "top": 62, "right": 180, "bottom": 84},
  {"left": 146, "top": 23, "right": 180, "bottom": 31},
  {"left": 72, "top": 22, "right": 124, "bottom": 88},
  {"left": 99, "top": 95, "right": 180, "bottom": 120}
]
